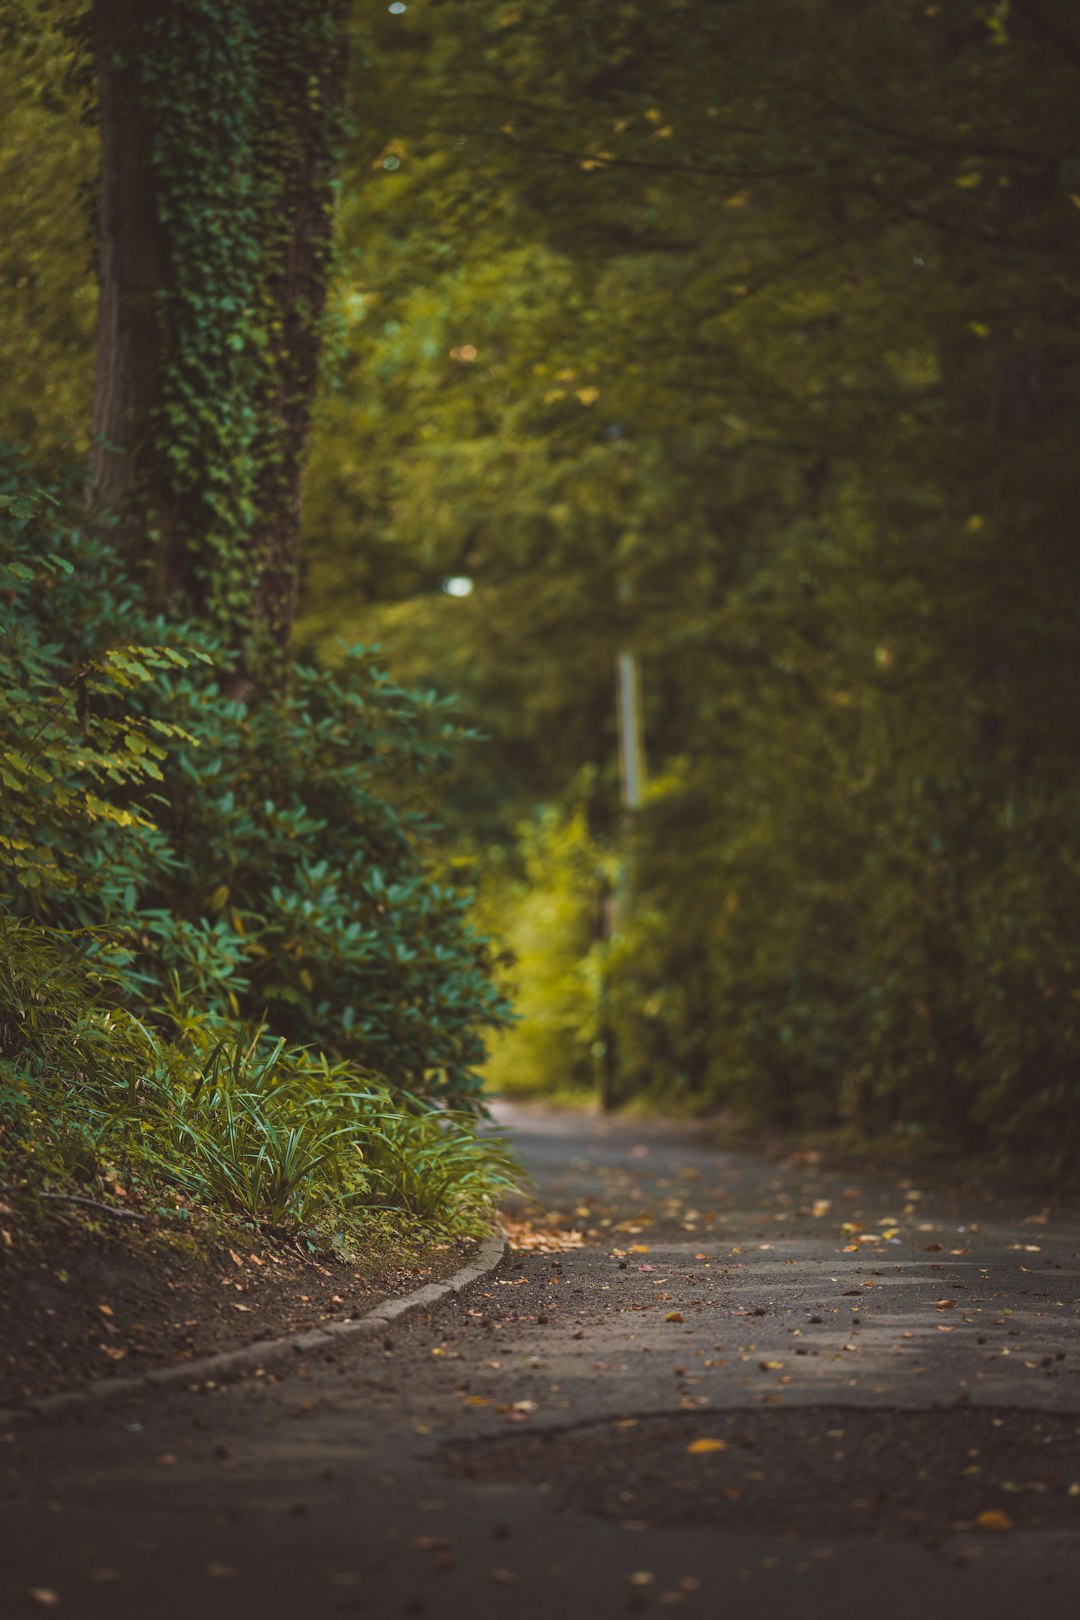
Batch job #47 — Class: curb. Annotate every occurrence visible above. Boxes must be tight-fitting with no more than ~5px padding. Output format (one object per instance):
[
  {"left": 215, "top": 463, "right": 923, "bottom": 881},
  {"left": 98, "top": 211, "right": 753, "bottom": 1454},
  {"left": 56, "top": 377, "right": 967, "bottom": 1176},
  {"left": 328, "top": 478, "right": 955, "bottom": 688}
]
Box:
[{"left": 0, "top": 1230, "right": 507, "bottom": 1429}]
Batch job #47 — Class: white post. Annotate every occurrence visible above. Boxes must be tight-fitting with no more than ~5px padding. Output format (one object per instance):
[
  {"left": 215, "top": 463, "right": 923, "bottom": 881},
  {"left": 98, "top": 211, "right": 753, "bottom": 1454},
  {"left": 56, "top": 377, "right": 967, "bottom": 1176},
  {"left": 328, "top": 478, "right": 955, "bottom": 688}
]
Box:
[{"left": 616, "top": 650, "right": 645, "bottom": 812}]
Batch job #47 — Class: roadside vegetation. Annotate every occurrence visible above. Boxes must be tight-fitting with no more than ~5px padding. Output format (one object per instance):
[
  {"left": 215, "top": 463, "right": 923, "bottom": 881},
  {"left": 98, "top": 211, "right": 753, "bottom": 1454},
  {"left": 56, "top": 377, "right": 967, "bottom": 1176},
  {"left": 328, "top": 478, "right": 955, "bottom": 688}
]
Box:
[{"left": 0, "top": 475, "right": 514, "bottom": 1256}]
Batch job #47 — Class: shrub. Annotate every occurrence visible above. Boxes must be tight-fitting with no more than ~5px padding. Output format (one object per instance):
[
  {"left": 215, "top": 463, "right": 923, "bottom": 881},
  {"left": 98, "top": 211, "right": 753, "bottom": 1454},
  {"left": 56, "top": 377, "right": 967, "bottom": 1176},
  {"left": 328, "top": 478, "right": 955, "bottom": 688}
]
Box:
[
  {"left": 0, "top": 917, "right": 515, "bottom": 1236},
  {"left": 1, "top": 457, "right": 511, "bottom": 1110},
  {"left": 478, "top": 802, "right": 605, "bottom": 1099}
]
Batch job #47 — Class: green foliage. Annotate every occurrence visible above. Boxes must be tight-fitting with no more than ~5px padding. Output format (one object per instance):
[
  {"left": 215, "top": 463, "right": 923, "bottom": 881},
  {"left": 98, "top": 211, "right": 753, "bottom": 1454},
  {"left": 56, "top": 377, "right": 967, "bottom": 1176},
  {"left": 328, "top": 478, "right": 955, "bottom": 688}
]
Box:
[
  {"left": 0, "top": 5, "right": 95, "bottom": 460},
  {"left": 479, "top": 801, "right": 606, "bottom": 1099},
  {"left": 1, "top": 462, "right": 510, "bottom": 1107},
  {"left": 0, "top": 918, "right": 515, "bottom": 1236},
  {"left": 0, "top": 8, "right": 517, "bottom": 1235},
  {"left": 119, "top": 0, "right": 347, "bottom": 658},
  {"left": 5, "top": 0, "right": 1080, "bottom": 1165},
  {"left": 295, "top": 0, "right": 1080, "bottom": 1161},
  {"left": 0, "top": 477, "right": 201, "bottom": 900}
]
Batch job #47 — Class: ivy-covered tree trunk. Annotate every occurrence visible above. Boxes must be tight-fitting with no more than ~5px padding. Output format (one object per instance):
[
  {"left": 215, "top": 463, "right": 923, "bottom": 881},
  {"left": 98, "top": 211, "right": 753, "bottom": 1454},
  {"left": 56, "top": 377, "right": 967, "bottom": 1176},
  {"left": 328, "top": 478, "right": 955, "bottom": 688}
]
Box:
[{"left": 87, "top": 0, "right": 348, "bottom": 689}]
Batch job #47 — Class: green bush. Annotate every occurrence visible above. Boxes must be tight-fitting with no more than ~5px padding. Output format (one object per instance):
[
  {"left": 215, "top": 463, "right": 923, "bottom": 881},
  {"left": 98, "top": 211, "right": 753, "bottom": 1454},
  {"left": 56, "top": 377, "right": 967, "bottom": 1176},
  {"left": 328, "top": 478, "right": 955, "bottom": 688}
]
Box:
[
  {"left": 0, "top": 918, "right": 515, "bottom": 1236},
  {"left": 1, "top": 459, "right": 510, "bottom": 1109},
  {"left": 0, "top": 457, "right": 515, "bottom": 1238},
  {"left": 478, "top": 802, "right": 605, "bottom": 1099}
]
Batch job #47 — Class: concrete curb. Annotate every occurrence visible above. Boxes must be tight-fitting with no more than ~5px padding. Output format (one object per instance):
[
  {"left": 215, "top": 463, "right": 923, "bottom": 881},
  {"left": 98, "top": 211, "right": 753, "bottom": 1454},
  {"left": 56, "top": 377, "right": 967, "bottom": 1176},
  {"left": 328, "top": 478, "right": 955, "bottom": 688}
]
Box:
[{"left": 0, "top": 1230, "right": 507, "bottom": 1429}]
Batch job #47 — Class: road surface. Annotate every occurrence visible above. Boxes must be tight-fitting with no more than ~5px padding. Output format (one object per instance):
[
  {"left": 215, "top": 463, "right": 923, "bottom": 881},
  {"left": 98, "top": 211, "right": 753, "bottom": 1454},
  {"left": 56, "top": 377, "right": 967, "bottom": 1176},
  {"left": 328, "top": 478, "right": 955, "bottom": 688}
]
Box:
[{"left": 4, "top": 1103, "right": 1080, "bottom": 1618}]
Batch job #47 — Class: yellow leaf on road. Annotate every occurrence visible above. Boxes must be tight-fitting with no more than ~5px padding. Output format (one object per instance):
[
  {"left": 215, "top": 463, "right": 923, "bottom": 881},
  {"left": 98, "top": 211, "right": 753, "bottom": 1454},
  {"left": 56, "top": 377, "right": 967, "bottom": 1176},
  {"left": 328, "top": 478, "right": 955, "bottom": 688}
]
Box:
[
  {"left": 686, "top": 1437, "right": 727, "bottom": 1454},
  {"left": 975, "top": 1510, "right": 1013, "bottom": 1532}
]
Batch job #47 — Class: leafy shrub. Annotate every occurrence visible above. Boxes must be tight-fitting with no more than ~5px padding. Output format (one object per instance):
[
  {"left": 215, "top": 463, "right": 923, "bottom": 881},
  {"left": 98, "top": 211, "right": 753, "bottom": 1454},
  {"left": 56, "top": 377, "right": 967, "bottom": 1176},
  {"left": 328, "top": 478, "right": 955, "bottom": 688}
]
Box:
[
  {"left": 0, "top": 917, "right": 515, "bottom": 1235},
  {"left": 478, "top": 802, "right": 605, "bottom": 1099},
  {"left": 1, "top": 458, "right": 510, "bottom": 1109}
]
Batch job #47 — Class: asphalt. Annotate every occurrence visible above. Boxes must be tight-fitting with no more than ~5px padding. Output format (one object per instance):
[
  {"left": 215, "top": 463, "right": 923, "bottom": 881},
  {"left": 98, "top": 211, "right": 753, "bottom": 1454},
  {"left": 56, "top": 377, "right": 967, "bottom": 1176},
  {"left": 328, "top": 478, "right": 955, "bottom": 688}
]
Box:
[{"left": 3, "top": 1102, "right": 1080, "bottom": 1619}]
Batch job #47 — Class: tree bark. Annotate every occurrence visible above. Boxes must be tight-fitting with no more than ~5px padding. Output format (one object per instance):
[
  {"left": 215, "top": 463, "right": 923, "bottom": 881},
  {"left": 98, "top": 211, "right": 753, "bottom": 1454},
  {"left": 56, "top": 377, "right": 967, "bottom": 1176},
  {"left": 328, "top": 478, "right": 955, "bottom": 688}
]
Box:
[
  {"left": 249, "top": 10, "right": 349, "bottom": 674},
  {"left": 86, "top": 0, "right": 169, "bottom": 542},
  {"left": 86, "top": 0, "right": 348, "bottom": 689}
]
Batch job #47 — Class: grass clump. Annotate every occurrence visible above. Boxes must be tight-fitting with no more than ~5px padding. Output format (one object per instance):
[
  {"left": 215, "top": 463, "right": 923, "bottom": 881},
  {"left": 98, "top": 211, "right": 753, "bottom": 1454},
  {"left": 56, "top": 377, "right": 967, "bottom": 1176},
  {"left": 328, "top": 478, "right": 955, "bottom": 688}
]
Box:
[{"left": 0, "top": 918, "right": 515, "bottom": 1243}]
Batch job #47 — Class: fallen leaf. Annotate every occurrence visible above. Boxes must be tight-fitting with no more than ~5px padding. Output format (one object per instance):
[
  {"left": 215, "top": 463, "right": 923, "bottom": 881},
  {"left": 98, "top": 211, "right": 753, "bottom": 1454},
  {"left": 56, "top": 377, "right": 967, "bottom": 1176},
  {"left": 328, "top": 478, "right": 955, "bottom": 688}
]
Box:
[
  {"left": 975, "top": 1510, "right": 1013, "bottom": 1532},
  {"left": 936, "top": 1299, "right": 957, "bottom": 1310},
  {"left": 686, "top": 1438, "right": 727, "bottom": 1454},
  {"left": 28, "top": 1592, "right": 59, "bottom": 1608},
  {"left": 665, "top": 1311, "right": 685, "bottom": 1323}
]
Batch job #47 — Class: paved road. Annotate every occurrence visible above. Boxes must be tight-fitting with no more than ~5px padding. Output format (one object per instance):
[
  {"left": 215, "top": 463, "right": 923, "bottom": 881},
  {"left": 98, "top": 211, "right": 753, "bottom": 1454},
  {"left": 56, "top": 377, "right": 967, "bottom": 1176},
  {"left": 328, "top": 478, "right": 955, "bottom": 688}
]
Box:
[{"left": 4, "top": 1104, "right": 1080, "bottom": 1618}]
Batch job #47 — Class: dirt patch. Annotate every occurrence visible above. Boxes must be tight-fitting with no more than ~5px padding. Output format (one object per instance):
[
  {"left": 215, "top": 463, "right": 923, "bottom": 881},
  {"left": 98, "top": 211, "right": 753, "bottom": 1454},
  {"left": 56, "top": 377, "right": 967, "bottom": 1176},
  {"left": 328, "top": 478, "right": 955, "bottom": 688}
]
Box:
[
  {"left": 445, "top": 1405, "right": 1080, "bottom": 1539},
  {"left": 0, "top": 1198, "right": 476, "bottom": 1407}
]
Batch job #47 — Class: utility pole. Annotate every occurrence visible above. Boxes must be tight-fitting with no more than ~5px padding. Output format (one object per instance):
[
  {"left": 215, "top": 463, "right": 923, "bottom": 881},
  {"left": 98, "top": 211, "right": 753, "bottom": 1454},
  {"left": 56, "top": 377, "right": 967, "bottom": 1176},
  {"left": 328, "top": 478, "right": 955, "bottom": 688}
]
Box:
[
  {"left": 616, "top": 650, "right": 645, "bottom": 813},
  {"left": 597, "top": 646, "right": 646, "bottom": 1111}
]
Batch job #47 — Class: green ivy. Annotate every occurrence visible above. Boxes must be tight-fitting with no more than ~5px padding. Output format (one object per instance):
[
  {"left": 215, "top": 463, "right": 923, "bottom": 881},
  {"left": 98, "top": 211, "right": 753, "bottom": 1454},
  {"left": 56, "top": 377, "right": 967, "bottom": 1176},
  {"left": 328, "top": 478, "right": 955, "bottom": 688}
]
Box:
[{"left": 98, "top": 0, "right": 348, "bottom": 677}]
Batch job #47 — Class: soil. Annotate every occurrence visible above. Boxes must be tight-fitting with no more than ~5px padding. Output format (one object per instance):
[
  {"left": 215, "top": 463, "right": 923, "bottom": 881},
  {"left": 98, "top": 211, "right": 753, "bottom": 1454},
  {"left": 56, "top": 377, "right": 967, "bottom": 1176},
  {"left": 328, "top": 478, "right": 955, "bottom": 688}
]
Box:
[{"left": 0, "top": 1195, "right": 476, "bottom": 1407}]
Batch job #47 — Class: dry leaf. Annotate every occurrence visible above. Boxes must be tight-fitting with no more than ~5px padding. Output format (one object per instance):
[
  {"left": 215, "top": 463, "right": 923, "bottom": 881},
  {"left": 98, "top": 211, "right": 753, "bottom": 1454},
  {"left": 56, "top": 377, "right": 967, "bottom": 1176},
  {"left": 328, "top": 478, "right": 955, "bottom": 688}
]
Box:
[
  {"left": 28, "top": 1592, "right": 59, "bottom": 1608},
  {"left": 686, "top": 1438, "right": 727, "bottom": 1454},
  {"left": 665, "top": 1311, "right": 685, "bottom": 1323},
  {"left": 975, "top": 1510, "right": 1013, "bottom": 1532}
]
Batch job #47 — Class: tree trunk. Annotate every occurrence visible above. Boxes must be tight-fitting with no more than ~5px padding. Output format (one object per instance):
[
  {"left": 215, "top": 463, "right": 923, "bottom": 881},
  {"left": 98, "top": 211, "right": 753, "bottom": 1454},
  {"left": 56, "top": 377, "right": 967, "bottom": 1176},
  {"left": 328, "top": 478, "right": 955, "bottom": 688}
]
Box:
[
  {"left": 87, "top": 0, "right": 167, "bottom": 537},
  {"left": 87, "top": 0, "right": 348, "bottom": 691}
]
